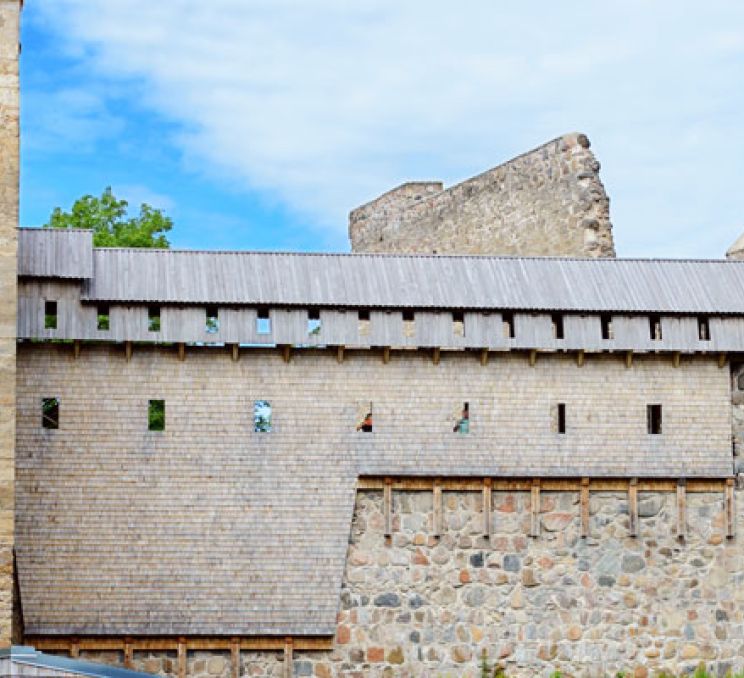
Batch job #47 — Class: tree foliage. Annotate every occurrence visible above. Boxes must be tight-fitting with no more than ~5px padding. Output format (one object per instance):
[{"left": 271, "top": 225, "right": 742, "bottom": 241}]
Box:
[{"left": 45, "top": 187, "right": 172, "bottom": 248}]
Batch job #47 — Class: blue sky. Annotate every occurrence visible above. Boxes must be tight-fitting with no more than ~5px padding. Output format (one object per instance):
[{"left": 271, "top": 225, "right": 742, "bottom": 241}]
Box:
[{"left": 20, "top": 1, "right": 744, "bottom": 257}]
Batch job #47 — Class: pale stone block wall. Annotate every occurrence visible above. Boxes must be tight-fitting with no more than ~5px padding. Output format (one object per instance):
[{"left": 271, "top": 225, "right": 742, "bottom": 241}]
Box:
[
  {"left": 349, "top": 133, "right": 615, "bottom": 258},
  {"left": 0, "top": 0, "right": 19, "bottom": 647}
]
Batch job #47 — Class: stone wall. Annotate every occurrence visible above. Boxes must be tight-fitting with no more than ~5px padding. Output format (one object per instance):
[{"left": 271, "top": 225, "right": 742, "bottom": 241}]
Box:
[
  {"left": 348, "top": 133, "right": 615, "bottom": 258},
  {"left": 0, "top": 0, "right": 19, "bottom": 647}
]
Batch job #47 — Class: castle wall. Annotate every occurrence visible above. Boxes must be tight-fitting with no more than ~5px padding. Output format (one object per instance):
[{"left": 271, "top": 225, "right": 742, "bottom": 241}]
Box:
[
  {"left": 348, "top": 134, "right": 615, "bottom": 258},
  {"left": 0, "top": 0, "right": 20, "bottom": 647}
]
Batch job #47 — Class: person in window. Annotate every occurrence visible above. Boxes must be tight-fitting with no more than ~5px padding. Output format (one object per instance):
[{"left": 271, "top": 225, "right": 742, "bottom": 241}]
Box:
[
  {"left": 356, "top": 412, "right": 373, "bottom": 433},
  {"left": 453, "top": 405, "right": 469, "bottom": 434}
]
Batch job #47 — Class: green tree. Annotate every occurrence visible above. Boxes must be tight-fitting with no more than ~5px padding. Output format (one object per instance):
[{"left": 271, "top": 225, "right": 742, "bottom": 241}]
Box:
[{"left": 44, "top": 187, "right": 172, "bottom": 248}]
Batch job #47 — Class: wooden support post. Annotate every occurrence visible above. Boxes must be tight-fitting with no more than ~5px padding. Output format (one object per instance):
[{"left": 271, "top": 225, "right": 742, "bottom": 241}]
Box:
[
  {"left": 283, "top": 637, "right": 293, "bottom": 678},
  {"left": 382, "top": 346, "right": 390, "bottom": 364},
  {"left": 177, "top": 342, "right": 185, "bottom": 362},
  {"left": 432, "top": 347, "right": 441, "bottom": 365},
  {"left": 628, "top": 478, "right": 638, "bottom": 537},
  {"left": 336, "top": 346, "right": 345, "bottom": 364},
  {"left": 281, "top": 344, "right": 292, "bottom": 363},
  {"left": 580, "top": 478, "right": 590, "bottom": 538},
  {"left": 383, "top": 477, "right": 392, "bottom": 539},
  {"left": 124, "top": 637, "right": 133, "bottom": 669},
  {"left": 73, "top": 340, "right": 81, "bottom": 360},
  {"left": 726, "top": 478, "right": 736, "bottom": 539},
  {"left": 529, "top": 349, "right": 537, "bottom": 367},
  {"left": 482, "top": 478, "right": 492, "bottom": 538},
  {"left": 70, "top": 638, "right": 79, "bottom": 658},
  {"left": 177, "top": 638, "right": 187, "bottom": 678},
  {"left": 231, "top": 637, "right": 240, "bottom": 678},
  {"left": 625, "top": 351, "right": 633, "bottom": 369},
  {"left": 530, "top": 479, "right": 540, "bottom": 538},
  {"left": 676, "top": 478, "right": 687, "bottom": 541},
  {"left": 125, "top": 341, "right": 133, "bottom": 363},
  {"left": 719, "top": 352, "right": 728, "bottom": 368},
  {"left": 432, "top": 480, "right": 442, "bottom": 538},
  {"left": 576, "top": 350, "right": 585, "bottom": 368},
  {"left": 231, "top": 344, "right": 239, "bottom": 362},
  {"left": 480, "top": 348, "right": 489, "bottom": 366}
]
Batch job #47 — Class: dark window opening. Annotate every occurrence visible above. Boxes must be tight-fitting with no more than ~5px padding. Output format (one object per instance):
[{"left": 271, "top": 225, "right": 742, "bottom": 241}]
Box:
[
  {"left": 502, "top": 312, "right": 515, "bottom": 339},
  {"left": 254, "top": 400, "right": 272, "bottom": 432},
  {"left": 738, "top": 372, "right": 744, "bottom": 392},
  {"left": 453, "top": 402, "right": 469, "bottom": 434},
  {"left": 647, "top": 404, "right": 662, "bottom": 435},
  {"left": 148, "top": 400, "right": 165, "bottom": 432},
  {"left": 148, "top": 306, "right": 161, "bottom": 332},
  {"left": 308, "top": 309, "right": 321, "bottom": 336},
  {"left": 402, "top": 310, "right": 415, "bottom": 338},
  {"left": 44, "top": 300, "right": 57, "bottom": 330},
  {"left": 552, "top": 313, "right": 564, "bottom": 340},
  {"left": 453, "top": 311, "right": 465, "bottom": 338},
  {"left": 356, "top": 405, "right": 373, "bottom": 433},
  {"left": 97, "top": 305, "right": 110, "bottom": 331},
  {"left": 206, "top": 306, "right": 219, "bottom": 334},
  {"left": 557, "top": 403, "right": 566, "bottom": 434},
  {"left": 42, "top": 397, "right": 59, "bottom": 430},
  {"left": 358, "top": 310, "right": 371, "bottom": 336},
  {"left": 649, "top": 315, "right": 662, "bottom": 341},
  {"left": 600, "top": 314, "right": 613, "bottom": 340},
  {"left": 698, "top": 316, "right": 710, "bottom": 341},
  {"left": 256, "top": 308, "right": 271, "bottom": 334}
]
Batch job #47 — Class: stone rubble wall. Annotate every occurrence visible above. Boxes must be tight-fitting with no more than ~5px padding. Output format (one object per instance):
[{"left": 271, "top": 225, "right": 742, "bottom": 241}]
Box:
[
  {"left": 348, "top": 133, "right": 615, "bottom": 258},
  {"left": 0, "top": 0, "right": 19, "bottom": 647}
]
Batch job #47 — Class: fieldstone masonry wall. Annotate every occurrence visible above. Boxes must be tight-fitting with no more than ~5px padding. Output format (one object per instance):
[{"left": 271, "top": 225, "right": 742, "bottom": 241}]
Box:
[
  {"left": 349, "top": 133, "right": 615, "bottom": 258},
  {"left": 0, "top": 0, "right": 19, "bottom": 647}
]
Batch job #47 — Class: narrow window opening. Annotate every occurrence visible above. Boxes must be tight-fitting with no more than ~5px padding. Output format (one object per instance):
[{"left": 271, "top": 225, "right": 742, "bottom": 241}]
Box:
[
  {"left": 254, "top": 400, "right": 272, "bottom": 432},
  {"left": 453, "top": 311, "right": 465, "bottom": 338},
  {"left": 97, "top": 305, "right": 110, "bottom": 331},
  {"left": 358, "top": 309, "right": 371, "bottom": 337},
  {"left": 698, "top": 316, "right": 710, "bottom": 341},
  {"left": 738, "top": 372, "right": 744, "bottom": 392},
  {"left": 552, "top": 313, "right": 564, "bottom": 340},
  {"left": 308, "top": 309, "right": 321, "bottom": 336},
  {"left": 44, "top": 300, "right": 57, "bottom": 330},
  {"left": 557, "top": 403, "right": 566, "bottom": 434},
  {"left": 356, "top": 404, "right": 373, "bottom": 433},
  {"left": 148, "top": 400, "right": 165, "bottom": 432},
  {"left": 453, "top": 402, "right": 469, "bottom": 434},
  {"left": 600, "top": 314, "right": 613, "bottom": 340},
  {"left": 206, "top": 306, "right": 219, "bottom": 334},
  {"left": 256, "top": 308, "right": 271, "bottom": 335},
  {"left": 148, "top": 306, "right": 161, "bottom": 332},
  {"left": 502, "top": 312, "right": 515, "bottom": 339},
  {"left": 402, "top": 310, "right": 415, "bottom": 338},
  {"left": 42, "top": 397, "right": 59, "bottom": 430},
  {"left": 649, "top": 315, "right": 662, "bottom": 341},
  {"left": 647, "top": 404, "right": 662, "bottom": 435}
]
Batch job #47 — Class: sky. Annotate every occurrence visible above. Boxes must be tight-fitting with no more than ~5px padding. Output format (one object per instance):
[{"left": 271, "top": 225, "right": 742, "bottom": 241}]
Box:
[{"left": 19, "top": 1, "right": 744, "bottom": 257}]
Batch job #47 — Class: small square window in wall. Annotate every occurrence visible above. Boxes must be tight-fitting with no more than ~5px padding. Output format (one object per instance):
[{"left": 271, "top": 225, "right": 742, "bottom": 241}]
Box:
[
  {"left": 452, "top": 311, "right": 465, "bottom": 338},
  {"left": 148, "top": 306, "right": 161, "bottom": 332},
  {"left": 42, "top": 397, "right": 59, "bottom": 430},
  {"left": 206, "top": 306, "right": 219, "bottom": 334},
  {"left": 358, "top": 310, "right": 371, "bottom": 337},
  {"left": 256, "top": 308, "right": 271, "bottom": 335},
  {"left": 44, "top": 300, "right": 57, "bottom": 330},
  {"left": 308, "top": 309, "right": 321, "bottom": 336},
  {"left": 254, "top": 400, "right": 272, "bottom": 432},
  {"left": 649, "top": 315, "right": 662, "bottom": 341},
  {"left": 647, "top": 404, "right": 662, "bottom": 435},
  {"left": 97, "top": 305, "right": 110, "bottom": 331},
  {"left": 356, "top": 405, "right": 373, "bottom": 433},
  {"left": 698, "top": 316, "right": 710, "bottom": 342},
  {"left": 148, "top": 400, "right": 165, "bottom": 432}
]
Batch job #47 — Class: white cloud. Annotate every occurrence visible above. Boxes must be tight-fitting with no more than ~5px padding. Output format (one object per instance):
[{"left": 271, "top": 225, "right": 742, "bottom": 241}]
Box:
[
  {"left": 112, "top": 184, "right": 176, "bottom": 213},
  {"left": 32, "top": 1, "right": 744, "bottom": 256}
]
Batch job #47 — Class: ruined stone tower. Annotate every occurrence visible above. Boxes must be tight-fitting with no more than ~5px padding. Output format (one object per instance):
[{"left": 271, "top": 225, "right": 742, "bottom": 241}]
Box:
[
  {"left": 349, "top": 133, "right": 615, "bottom": 258},
  {"left": 0, "top": 0, "right": 20, "bottom": 647}
]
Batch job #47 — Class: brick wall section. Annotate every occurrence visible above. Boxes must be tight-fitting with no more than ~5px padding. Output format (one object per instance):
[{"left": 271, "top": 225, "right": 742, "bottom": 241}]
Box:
[
  {"left": 348, "top": 133, "right": 615, "bottom": 257},
  {"left": 0, "top": 0, "right": 19, "bottom": 647}
]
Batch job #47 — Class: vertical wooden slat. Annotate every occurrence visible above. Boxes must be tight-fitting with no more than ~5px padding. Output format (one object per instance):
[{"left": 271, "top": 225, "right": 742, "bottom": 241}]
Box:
[
  {"left": 726, "top": 478, "right": 736, "bottom": 539},
  {"left": 718, "top": 352, "right": 728, "bottom": 368},
  {"left": 580, "top": 478, "right": 590, "bottom": 538},
  {"left": 177, "top": 637, "right": 187, "bottom": 678},
  {"left": 576, "top": 350, "right": 585, "bottom": 367},
  {"left": 528, "top": 349, "right": 537, "bottom": 367},
  {"left": 676, "top": 479, "right": 687, "bottom": 541},
  {"left": 284, "top": 637, "right": 293, "bottom": 678},
  {"left": 433, "top": 480, "right": 442, "bottom": 538},
  {"left": 625, "top": 351, "right": 633, "bottom": 368},
  {"left": 530, "top": 479, "right": 540, "bottom": 538},
  {"left": 177, "top": 342, "right": 185, "bottom": 361},
  {"left": 336, "top": 345, "right": 344, "bottom": 363},
  {"left": 672, "top": 351, "right": 680, "bottom": 368},
  {"left": 480, "top": 348, "right": 489, "bottom": 366},
  {"left": 382, "top": 346, "right": 390, "bottom": 364},
  {"left": 73, "top": 340, "right": 80, "bottom": 360},
  {"left": 281, "top": 344, "right": 292, "bottom": 363},
  {"left": 482, "top": 478, "right": 492, "bottom": 538},
  {"left": 432, "top": 347, "right": 440, "bottom": 365},
  {"left": 70, "top": 638, "right": 79, "bottom": 658},
  {"left": 231, "top": 637, "right": 240, "bottom": 678},
  {"left": 125, "top": 341, "right": 133, "bottom": 362},
  {"left": 383, "top": 477, "right": 392, "bottom": 539},
  {"left": 124, "top": 637, "right": 133, "bottom": 669},
  {"left": 628, "top": 478, "right": 638, "bottom": 537},
  {"left": 231, "top": 343, "right": 239, "bottom": 362}
]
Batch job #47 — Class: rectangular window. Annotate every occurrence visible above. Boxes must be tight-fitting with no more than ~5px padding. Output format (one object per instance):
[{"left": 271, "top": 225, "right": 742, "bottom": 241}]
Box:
[
  {"left": 254, "top": 400, "right": 272, "bottom": 432},
  {"left": 206, "top": 306, "right": 219, "bottom": 334},
  {"left": 308, "top": 309, "right": 321, "bottom": 336},
  {"left": 502, "top": 312, "right": 515, "bottom": 339},
  {"left": 148, "top": 306, "right": 161, "bottom": 332},
  {"left": 256, "top": 308, "right": 271, "bottom": 335},
  {"left": 452, "top": 311, "right": 465, "bottom": 338},
  {"left": 600, "top": 314, "right": 613, "bottom": 340},
  {"left": 453, "top": 402, "right": 469, "bottom": 434},
  {"left": 649, "top": 315, "right": 662, "bottom": 341},
  {"left": 647, "top": 404, "right": 662, "bottom": 435},
  {"left": 356, "top": 404, "right": 373, "bottom": 433},
  {"left": 44, "top": 300, "right": 57, "bottom": 330},
  {"left": 42, "top": 397, "right": 59, "bottom": 430},
  {"left": 552, "top": 313, "right": 564, "bottom": 340},
  {"left": 557, "top": 403, "right": 566, "bottom": 434},
  {"left": 698, "top": 316, "right": 710, "bottom": 342},
  {"left": 97, "top": 305, "right": 110, "bottom": 331},
  {"left": 358, "top": 309, "right": 371, "bottom": 337},
  {"left": 402, "top": 310, "right": 415, "bottom": 338},
  {"left": 148, "top": 399, "right": 165, "bottom": 432}
]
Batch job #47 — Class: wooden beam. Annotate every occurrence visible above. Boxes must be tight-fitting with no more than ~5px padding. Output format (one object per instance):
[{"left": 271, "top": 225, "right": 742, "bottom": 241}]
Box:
[
  {"left": 625, "top": 351, "right": 633, "bottom": 369},
  {"left": 672, "top": 351, "right": 680, "bottom": 368},
  {"left": 530, "top": 478, "right": 541, "bottom": 537},
  {"left": 177, "top": 637, "right": 187, "bottom": 678},
  {"left": 719, "top": 352, "right": 728, "bottom": 368},
  {"left": 284, "top": 637, "right": 294, "bottom": 678},
  {"left": 124, "top": 637, "right": 133, "bottom": 669},
  {"left": 628, "top": 478, "right": 638, "bottom": 537},
  {"left": 676, "top": 478, "right": 687, "bottom": 541},
  {"left": 73, "top": 340, "right": 81, "bottom": 360},
  {"left": 482, "top": 478, "right": 492, "bottom": 538},
  {"left": 231, "top": 637, "right": 240, "bottom": 678},
  {"left": 177, "top": 342, "right": 185, "bottom": 362},
  {"left": 432, "top": 347, "right": 441, "bottom": 365},
  {"left": 580, "top": 477, "right": 590, "bottom": 538},
  {"left": 231, "top": 344, "right": 239, "bottom": 362},
  {"left": 726, "top": 478, "right": 736, "bottom": 539},
  {"left": 382, "top": 346, "right": 390, "bottom": 364},
  {"left": 480, "top": 348, "right": 489, "bottom": 366},
  {"left": 432, "top": 479, "right": 442, "bottom": 538},
  {"left": 383, "top": 477, "right": 392, "bottom": 539},
  {"left": 70, "top": 638, "right": 79, "bottom": 658},
  {"left": 336, "top": 345, "right": 345, "bottom": 364},
  {"left": 281, "top": 344, "right": 292, "bottom": 363},
  {"left": 576, "top": 350, "right": 585, "bottom": 368},
  {"left": 125, "top": 341, "right": 133, "bottom": 362},
  {"left": 528, "top": 349, "right": 537, "bottom": 367}
]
